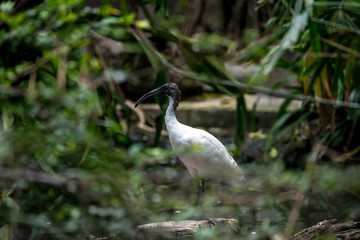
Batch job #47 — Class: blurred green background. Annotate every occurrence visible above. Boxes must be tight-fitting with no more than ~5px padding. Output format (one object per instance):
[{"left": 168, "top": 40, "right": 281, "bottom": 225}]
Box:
[{"left": 1, "top": 0, "right": 360, "bottom": 239}]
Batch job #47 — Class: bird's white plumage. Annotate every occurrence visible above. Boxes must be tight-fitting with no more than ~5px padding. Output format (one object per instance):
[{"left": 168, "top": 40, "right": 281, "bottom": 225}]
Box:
[{"left": 165, "top": 97, "right": 243, "bottom": 180}]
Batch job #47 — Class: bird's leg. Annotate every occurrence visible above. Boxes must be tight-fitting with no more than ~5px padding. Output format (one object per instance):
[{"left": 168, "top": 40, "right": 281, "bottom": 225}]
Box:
[
  {"left": 199, "top": 178, "right": 205, "bottom": 194},
  {"left": 194, "top": 178, "right": 205, "bottom": 206},
  {"left": 207, "top": 218, "right": 216, "bottom": 226},
  {"left": 200, "top": 179, "right": 216, "bottom": 226},
  {"left": 191, "top": 179, "right": 216, "bottom": 226}
]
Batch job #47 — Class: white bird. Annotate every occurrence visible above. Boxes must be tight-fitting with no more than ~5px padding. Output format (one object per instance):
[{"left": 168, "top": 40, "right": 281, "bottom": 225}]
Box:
[{"left": 135, "top": 83, "right": 244, "bottom": 193}]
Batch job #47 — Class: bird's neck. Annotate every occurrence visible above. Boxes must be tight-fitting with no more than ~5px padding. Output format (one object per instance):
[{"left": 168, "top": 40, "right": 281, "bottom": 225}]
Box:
[{"left": 165, "top": 97, "right": 179, "bottom": 128}]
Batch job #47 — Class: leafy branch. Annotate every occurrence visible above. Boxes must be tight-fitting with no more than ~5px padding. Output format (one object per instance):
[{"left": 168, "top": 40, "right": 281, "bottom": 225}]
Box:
[{"left": 130, "top": 27, "right": 360, "bottom": 109}]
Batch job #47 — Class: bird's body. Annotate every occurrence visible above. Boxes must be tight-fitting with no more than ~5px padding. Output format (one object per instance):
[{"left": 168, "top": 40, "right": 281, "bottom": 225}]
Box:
[
  {"left": 135, "top": 83, "right": 243, "bottom": 185},
  {"left": 165, "top": 97, "right": 240, "bottom": 179}
]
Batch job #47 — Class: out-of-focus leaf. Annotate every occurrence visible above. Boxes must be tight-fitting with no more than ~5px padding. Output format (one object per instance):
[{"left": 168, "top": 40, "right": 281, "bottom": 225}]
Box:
[
  {"left": 334, "top": 144, "right": 360, "bottom": 162},
  {"left": 314, "top": 63, "right": 332, "bottom": 98},
  {"left": 264, "top": 109, "right": 304, "bottom": 161},
  {"left": 135, "top": 20, "right": 152, "bottom": 30},
  {"left": 154, "top": 67, "right": 169, "bottom": 146},
  {"left": 204, "top": 55, "right": 236, "bottom": 81},
  {"left": 137, "top": 39, "right": 161, "bottom": 72},
  {"left": 153, "top": 29, "right": 178, "bottom": 42},
  {"left": 0, "top": 224, "right": 11, "bottom": 240},
  {"left": 235, "top": 94, "right": 247, "bottom": 148},
  {"left": 347, "top": 89, "right": 359, "bottom": 120},
  {"left": 155, "top": 0, "right": 168, "bottom": 16},
  {"left": 263, "top": 10, "right": 308, "bottom": 74},
  {"left": 0, "top": 1, "right": 14, "bottom": 14},
  {"left": 277, "top": 98, "right": 293, "bottom": 119}
]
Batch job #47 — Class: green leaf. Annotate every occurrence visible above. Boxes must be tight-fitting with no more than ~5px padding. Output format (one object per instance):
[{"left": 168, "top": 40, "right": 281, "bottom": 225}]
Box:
[
  {"left": 137, "top": 39, "right": 161, "bottom": 72},
  {"left": 277, "top": 98, "right": 293, "bottom": 119},
  {"left": 263, "top": 10, "right": 308, "bottom": 74},
  {"left": 154, "top": 68, "right": 169, "bottom": 146},
  {"left": 347, "top": 89, "right": 359, "bottom": 120},
  {"left": 204, "top": 55, "right": 237, "bottom": 81},
  {"left": 0, "top": 1, "right": 14, "bottom": 14},
  {"left": 264, "top": 109, "right": 301, "bottom": 161},
  {"left": 155, "top": 0, "right": 168, "bottom": 16},
  {"left": 0, "top": 224, "right": 11, "bottom": 240},
  {"left": 234, "top": 94, "right": 247, "bottom": 148}
]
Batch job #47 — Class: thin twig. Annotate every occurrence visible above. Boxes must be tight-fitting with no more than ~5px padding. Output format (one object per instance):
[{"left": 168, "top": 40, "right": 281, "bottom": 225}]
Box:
[
  {"left": 283, "top": 191, "right": 304, "bottom": 238},
  {"left": 0, "top": 86, "right": 24, "bottom": 95},
  {"left": 306, "top": 52, "right": 360, "bottom": 59},
  {"left": 57, "top": 52, "right": 68, "bottom": 91},
  {"left": 311, "top": 17, "right": 360, "bottom": 35},
  {"left": 125, "top": 99, "right": 167, "bottom": 135},
  {"left": 27, "top": 70, "right": 37, "bottom": 95},
  {"left": 11, "top": 58, "right": 49, "bottom": 86},
  {"left": 320, "top": 37, "right": 360, "bottom": 57},
  {"left": 0, "top": 166, "right": 93, "bottom": 196},
  {"left": 130, "top": 27, "right": 360, "bottom": 109},
  {"left": 0, "top": 166, "right": 64, "bottom": 186}
]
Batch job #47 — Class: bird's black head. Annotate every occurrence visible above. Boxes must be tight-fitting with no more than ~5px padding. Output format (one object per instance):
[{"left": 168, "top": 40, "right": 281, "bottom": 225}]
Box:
[{"left": 135, "top": 83, "right": 181, "bottom": 110}]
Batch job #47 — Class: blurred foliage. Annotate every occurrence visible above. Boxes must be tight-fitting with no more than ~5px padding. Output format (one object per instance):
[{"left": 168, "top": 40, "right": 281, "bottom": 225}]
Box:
[
  {"left": 0, "top": 0, "right": 171, "bottom": 238},
  {"left": 0, "top": 0, "right": 360, "bottom": 239},
  {"left": 250, "top": 0, "right": 360, "bottom": 161}
]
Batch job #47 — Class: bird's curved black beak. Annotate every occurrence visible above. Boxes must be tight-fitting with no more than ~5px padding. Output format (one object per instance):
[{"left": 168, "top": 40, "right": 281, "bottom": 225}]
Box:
[{"left": 135, "top": 86, "right": 164, "bottom": 108}]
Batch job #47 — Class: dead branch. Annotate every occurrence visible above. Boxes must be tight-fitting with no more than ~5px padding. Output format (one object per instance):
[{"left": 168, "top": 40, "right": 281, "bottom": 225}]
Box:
[
  {"left": 0, "top": 166, "right": 86, "bottom": 190},
  {"left": 125, "top": 99, "right": 167, "bottom": 135}
]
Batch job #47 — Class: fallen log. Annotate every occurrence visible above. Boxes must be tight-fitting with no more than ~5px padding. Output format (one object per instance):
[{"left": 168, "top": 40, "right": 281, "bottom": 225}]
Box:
[
  {"left": 132, "top": 218, "right": 238, "bottom": 240},
  {"left": 289, "top": 219, "right": 360, "bottom": 240}
]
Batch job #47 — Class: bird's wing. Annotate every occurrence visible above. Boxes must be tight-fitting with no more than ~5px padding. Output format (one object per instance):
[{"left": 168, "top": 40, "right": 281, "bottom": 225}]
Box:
[
  {"left": 186, "top": 129, "right": 233, "bottom": 162},
  {"left": 178, "top": 128, "right": 242, "bottom": 178}
]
